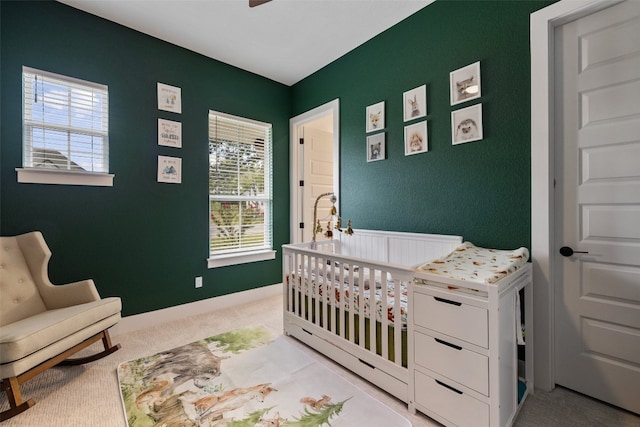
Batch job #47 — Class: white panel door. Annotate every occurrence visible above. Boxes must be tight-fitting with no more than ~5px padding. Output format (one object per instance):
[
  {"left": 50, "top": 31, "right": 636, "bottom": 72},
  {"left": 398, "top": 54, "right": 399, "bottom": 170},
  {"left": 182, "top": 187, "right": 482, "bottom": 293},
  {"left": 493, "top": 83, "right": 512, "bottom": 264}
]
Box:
[
  {"left": 554, "top": 0, "right": 640, "bottom": 414},
  {"left": 302, "top": 125, "right": 334, "bottom": 243}
]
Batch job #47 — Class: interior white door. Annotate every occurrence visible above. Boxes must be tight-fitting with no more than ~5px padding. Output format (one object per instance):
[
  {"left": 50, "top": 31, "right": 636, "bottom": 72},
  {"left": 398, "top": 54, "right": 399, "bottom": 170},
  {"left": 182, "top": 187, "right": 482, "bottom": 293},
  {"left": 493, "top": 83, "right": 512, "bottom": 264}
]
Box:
[
  {"left": 302, "top": 124, "right": 334, "bottom": 243},
  {"left": 554, "top": 0, "right": 640, "bottom": 414}
]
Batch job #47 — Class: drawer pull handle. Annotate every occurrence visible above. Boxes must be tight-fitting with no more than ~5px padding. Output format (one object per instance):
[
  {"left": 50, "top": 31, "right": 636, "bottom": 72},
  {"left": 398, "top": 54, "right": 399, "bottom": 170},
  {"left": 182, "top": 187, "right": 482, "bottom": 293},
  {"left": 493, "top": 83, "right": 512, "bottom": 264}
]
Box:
[
  {"left": 435, "top": 379, "right": 463, "bottom": 395},
  {"left": 434, "top": 296, "right": 462, "bottom": 306},
  {"left": 358, "top": 358, "right": 375, "bottom": 369},
  {"left": 435, "top": 338, "right": 462, "bottom": 351}
]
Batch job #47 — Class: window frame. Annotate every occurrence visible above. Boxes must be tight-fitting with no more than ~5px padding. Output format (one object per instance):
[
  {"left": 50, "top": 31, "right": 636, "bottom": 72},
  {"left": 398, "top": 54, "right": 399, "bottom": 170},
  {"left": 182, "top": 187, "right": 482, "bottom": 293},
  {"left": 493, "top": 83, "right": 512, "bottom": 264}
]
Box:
[
  {"left": 207, "top": 110, "right": 275, "bottom": 268},
  {"left": 17, "top": 66, "right": 114, "bottom": 186}
]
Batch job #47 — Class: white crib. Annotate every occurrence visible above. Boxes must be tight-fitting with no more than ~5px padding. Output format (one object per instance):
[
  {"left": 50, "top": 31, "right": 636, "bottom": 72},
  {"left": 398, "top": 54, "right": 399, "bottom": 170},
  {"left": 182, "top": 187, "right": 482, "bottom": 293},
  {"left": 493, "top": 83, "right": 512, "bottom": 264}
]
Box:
[{"left": 282, "top": 229, "right": 462, "bottom": 402}]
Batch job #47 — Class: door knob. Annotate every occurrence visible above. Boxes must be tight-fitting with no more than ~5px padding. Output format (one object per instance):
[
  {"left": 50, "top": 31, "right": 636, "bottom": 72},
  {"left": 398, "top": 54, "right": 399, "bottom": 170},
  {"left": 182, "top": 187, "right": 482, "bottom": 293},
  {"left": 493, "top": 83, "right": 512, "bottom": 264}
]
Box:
[{"left": 559, "top": 246, "right": 589, "bottom": 257}]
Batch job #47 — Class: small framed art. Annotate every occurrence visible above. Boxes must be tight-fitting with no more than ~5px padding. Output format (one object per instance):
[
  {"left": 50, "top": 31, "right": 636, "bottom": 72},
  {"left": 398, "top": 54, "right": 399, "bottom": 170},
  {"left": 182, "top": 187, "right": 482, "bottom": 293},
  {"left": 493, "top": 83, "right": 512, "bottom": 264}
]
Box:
[
  {"left": 157, "top": 155, "right": 182, "bottom": 183},
  {"left": 366, "top": 133, "right": 385, "bottom": 162},
  {"left": 404, "top": 121, "right": 428, "bottom": 156},
  {"left": 450, "top": 61, "right": 481, "bottom": 106},
  {"left": 452, "top": 104, "right": 483, "bottom": 145},
  {"left": 403, "top": 85, "right": 426, "bottom": 122},
  {"left": 157, "top": 82, "right": 182, "bottom": 113},
  {"left": 158, "top": 118, "right": 182, "bottom": 148},
  {"left": 366, "top": 101, "right": 385, "bottom": 133}
]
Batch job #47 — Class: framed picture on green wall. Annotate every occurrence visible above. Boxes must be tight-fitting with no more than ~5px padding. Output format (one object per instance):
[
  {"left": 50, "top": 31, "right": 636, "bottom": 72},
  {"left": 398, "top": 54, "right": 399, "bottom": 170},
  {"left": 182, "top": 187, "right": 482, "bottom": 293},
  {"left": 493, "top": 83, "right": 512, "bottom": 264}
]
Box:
[
  {"left": 404, "top": 121, "right": 428, "bottom": 155},
  {"left": 366, "top": 101, "right": 385, "bottom": 132},
  {"left": 366, "top": 132, "right": 385, "bottom": 162},
  {"left": 157, "top": 82, "right": 182, "bottom": 113},
  {"left": 158, "top": 118, "right": 182, "bottom": 148},
  {"left": 452, "top": 104, "right": 483, "bottom": 145},
  {"left": 403, "top": 85, "right": 426, "bottom": 122},
  {"left": 450, "top": 62, "right": 481, "bottom": 106},
  {"left": 157, "top": 155, "right": 182, "bottom": 183}
]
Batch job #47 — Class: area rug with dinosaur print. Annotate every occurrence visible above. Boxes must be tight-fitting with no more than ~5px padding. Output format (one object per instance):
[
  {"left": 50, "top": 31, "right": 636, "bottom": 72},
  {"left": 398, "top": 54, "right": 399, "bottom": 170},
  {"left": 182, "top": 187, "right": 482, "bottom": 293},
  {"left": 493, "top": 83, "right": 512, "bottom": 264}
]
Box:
[{"left": 117, "top": 326, "right": 410, "bottom": 426}]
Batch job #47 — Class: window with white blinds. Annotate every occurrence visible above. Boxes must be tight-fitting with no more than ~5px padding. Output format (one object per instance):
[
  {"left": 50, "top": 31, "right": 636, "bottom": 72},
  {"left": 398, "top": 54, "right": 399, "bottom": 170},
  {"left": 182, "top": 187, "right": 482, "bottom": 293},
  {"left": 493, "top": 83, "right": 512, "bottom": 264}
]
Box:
[
  {"left": 208, "top": 111, "right": 273, "bottom": 265},
  {"left": 22, "top": 66, "right": 109, "bottom": 175}
]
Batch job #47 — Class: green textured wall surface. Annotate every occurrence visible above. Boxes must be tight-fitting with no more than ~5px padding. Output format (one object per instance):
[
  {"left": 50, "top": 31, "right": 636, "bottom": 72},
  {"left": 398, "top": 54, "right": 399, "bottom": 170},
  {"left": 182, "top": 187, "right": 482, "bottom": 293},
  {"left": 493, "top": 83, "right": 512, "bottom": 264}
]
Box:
[
  {"left": 292, "top": 0, "right": 554, "bottom": 250},
  {"left": 0, "top": 1, "right": 291, "bottom": 315},
  {"left": 2, "top": 0, "right": 555, "bottom": 317}
]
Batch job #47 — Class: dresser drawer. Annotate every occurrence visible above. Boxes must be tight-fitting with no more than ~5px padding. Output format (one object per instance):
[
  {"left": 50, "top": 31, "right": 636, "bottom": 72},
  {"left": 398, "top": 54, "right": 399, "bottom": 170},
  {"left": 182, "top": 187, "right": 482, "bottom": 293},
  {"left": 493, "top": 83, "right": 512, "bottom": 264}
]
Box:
[
  {"left": 414, "top": 370, "right": 489, "bottom": 427},
  {"left": 414, "top": 291, "right": 488, "bottom": 348},
  {"left": 414, "top": 331, "right": 489, "bottom": 396}
]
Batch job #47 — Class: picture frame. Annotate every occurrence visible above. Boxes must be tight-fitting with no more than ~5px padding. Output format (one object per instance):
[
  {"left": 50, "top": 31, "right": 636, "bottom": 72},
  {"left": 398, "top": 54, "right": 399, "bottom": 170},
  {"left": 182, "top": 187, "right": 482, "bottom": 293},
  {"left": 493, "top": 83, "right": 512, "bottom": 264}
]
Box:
[
  {"left": 158, "top": 118, "right": 182, "bottom": 148},
  {"left": 366, "top": 101, "right": 385, "bottom": 133},
  {"left": 403, "top": 85, "right": 427, "bottom": 122},
  {"left": 404, "top": 121, "right": 428, "bottom": 156},
  {"left": 157, "top": 82, "right": 182, "bottom": 113},
  {"left": 450, "top": 61, "right": 481, "bottom": 106},
  {"left": 157, "top": 155, "right": 182, "bottom": 183},
  {"left": 451, "top": 104, "right": 483, "bottom": 145},
  {"left": 366, "top": 133, "right": 385, "bottom": 162}
]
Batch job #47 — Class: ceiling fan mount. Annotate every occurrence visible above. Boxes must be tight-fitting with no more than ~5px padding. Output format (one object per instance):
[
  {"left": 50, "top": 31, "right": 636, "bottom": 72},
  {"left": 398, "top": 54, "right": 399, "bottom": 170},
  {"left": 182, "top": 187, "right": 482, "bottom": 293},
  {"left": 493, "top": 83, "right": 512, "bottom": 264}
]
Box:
[{"left": 249, "top": 0, "right": 272, "bottom": 7}]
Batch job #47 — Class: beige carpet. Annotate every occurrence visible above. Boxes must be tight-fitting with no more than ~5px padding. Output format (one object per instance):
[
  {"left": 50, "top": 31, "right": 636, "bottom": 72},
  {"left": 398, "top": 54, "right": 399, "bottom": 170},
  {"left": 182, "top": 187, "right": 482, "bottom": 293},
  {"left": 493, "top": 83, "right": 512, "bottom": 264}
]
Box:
[{"left": 1, "top": 294, "right": 639, "bottom": 426}]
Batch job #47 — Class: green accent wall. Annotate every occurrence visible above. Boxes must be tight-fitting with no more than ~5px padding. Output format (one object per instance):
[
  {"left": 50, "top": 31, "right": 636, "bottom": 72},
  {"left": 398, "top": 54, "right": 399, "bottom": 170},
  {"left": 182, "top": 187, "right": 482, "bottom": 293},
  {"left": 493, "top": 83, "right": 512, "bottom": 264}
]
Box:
[
  {"left": 0, "top": 1, "right": 291, "bottom": 316},
  {"left": 291, "top": 0, "right": 555, "bottom": 251},
  {"left": 1, "top": 0, "right": 554, "bottom": 317}
]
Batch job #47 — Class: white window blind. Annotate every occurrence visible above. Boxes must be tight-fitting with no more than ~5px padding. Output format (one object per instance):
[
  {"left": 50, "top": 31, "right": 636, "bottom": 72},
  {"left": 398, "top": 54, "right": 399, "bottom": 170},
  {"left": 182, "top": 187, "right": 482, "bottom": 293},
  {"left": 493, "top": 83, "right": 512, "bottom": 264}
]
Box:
[
  {"left": 22, "top": 66, "right": 109, "bottom": 173},
  {"left": 208, "top": 111, "right": 273, "bottom": 258}
]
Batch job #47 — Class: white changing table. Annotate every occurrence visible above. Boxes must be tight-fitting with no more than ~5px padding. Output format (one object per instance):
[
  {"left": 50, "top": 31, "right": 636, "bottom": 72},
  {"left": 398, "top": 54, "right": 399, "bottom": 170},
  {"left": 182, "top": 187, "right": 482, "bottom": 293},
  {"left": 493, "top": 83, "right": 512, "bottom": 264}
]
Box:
[{"left": 408, "top": 243, "right": 534, "bottom": 427}]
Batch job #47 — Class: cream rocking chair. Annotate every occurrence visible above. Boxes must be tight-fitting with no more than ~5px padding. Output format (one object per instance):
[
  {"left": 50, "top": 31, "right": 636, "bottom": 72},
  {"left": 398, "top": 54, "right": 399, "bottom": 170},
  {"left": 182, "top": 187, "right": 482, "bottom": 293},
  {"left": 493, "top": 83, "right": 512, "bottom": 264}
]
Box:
[{"left": 0, "top": 231, "right": 122, "bottom": 420}]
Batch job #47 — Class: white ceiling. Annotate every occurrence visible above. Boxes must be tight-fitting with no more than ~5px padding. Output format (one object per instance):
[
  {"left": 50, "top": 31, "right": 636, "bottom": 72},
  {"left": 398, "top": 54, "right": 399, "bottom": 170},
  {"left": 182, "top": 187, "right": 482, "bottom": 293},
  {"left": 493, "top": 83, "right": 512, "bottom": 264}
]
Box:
[{"left": 57, "top": 0, "right": 434, "bottom": 86}]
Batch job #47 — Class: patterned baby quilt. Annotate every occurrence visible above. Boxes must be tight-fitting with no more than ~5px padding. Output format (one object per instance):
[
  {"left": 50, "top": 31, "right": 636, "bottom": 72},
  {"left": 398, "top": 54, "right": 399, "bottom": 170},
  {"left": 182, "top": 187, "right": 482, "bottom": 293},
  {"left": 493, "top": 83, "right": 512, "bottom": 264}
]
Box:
[{"left": 416, "top": 241, "right": 529, "bottom": 285}]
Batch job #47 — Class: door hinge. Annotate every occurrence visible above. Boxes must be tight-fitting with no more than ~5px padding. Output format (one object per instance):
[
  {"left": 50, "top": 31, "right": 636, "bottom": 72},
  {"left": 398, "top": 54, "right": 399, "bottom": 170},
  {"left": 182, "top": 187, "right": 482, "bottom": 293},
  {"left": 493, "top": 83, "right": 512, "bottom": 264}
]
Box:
[
  {"left": 299, "top": 180, "right": 304, "bottom": 187},
  {"left": 299, "top": 222, "right": 304, "bottom": 229},
  {"left": 299, "top": 138, "right": 304, "bottom": 144}
]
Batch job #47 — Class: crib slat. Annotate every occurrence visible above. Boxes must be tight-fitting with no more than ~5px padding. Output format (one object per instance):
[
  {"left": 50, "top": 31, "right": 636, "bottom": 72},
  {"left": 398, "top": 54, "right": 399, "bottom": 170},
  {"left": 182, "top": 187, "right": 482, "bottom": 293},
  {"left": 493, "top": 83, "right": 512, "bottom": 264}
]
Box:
[
  {"left": 337, "top": 262, "right": 344, "bottom": 340},
  {"left": 308, "top": 254, "right": 315, "bottom": 325},
  {"left": 310, "top": 257, "right": 325, "bottom": 325},
  {"left": 304, "top": 254, "right": 310, "bottom": 319},
  {"left": 296, "top": 253, "right": 302, "bottom": 316},
  {"left": 358, "top": 264, "right": 366, "bottom": 350},
  {"left": 326, "top": 257, "right": 331, "bottom": 333},
  {"left": 380, "top": 268, "right": 389, "bottom": 361},
  {"left": 369, "top": 268, "right": 377, "bottom": 357},
  {"left": 284, "top": 251, "right": 291, "bottom": 313},
  {"left": 394, "top": 278, "right": 403, "bottom": 367},
  {"left": 347, "top": 264, "right": 354, "bottom": 344}
]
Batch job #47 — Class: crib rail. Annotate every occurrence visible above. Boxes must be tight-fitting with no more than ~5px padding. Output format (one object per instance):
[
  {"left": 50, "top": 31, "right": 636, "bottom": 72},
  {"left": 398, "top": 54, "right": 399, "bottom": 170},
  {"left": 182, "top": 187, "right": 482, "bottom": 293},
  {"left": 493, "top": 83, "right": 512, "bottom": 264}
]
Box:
[{"left": 283, "top": 242, "right": 413, "bottom": 370}]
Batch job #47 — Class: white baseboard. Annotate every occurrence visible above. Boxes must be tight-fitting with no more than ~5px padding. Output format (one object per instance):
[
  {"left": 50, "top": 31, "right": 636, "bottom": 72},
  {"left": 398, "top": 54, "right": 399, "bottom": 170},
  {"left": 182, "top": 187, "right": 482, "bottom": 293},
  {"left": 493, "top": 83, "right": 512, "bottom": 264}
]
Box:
[{"left": 110, "top": 283, "right": 282, "bottom": 337}]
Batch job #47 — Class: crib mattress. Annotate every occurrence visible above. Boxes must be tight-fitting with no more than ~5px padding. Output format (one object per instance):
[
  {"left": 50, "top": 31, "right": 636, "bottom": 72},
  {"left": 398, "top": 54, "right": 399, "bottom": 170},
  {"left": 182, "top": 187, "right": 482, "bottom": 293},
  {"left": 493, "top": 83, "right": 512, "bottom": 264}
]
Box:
[
  {"left": 416, "top": 242, "right": 529, "bottom": 290},
  {"left": 286, "top": 270, "right": 408, "bottom": 328}
]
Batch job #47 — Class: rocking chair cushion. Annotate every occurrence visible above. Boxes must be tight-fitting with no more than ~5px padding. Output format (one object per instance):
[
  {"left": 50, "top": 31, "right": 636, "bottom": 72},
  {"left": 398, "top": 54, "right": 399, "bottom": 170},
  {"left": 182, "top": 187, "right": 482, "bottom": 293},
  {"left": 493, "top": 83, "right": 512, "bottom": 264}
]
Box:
[{"left": 0, "top": 297, "right": 121, "bottom": 366}]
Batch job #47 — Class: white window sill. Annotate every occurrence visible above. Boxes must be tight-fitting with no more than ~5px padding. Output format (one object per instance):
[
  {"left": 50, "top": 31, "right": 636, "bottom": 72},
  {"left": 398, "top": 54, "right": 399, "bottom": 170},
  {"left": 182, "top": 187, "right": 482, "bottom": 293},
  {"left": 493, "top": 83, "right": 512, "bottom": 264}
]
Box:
[
  {"left": 207, "top": 249, "right": 276, "bottom": 268},
  {"left": 16, "top": 168, "right": 114, "bottom": 187}
]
